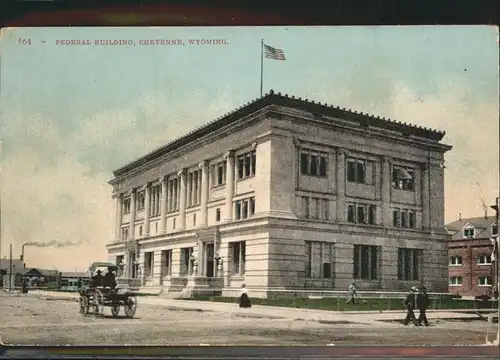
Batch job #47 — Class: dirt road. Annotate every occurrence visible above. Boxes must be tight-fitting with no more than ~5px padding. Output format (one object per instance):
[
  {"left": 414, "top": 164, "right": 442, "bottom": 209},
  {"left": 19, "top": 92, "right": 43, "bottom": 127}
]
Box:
[{"left": 0, "top": 293, "right": 497, "bottom": 346}]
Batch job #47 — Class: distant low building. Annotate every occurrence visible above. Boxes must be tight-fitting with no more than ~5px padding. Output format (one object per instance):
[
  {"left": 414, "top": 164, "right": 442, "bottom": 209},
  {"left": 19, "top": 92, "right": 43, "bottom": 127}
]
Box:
[
  {"left": 446, "top": 214, "right": 498, "bottom": 298},
  {"left": 0, "top": 259, "right": 26, "bottom": 288},
  {"left": 21, "top": 268, "right": 59, "bottom": 288}
]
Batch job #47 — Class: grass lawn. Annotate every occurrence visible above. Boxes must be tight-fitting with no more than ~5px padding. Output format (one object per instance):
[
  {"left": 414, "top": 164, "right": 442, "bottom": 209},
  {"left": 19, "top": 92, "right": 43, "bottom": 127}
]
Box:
[{"left": 184, "top": 295, "right": 499, "bottom": 312}]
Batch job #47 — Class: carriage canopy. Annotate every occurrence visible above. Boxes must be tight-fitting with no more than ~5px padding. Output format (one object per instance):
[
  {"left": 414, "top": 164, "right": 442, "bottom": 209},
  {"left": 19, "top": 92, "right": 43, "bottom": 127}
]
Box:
[{"left": 88, "top": 262, "right": 117, "bottom": 275}]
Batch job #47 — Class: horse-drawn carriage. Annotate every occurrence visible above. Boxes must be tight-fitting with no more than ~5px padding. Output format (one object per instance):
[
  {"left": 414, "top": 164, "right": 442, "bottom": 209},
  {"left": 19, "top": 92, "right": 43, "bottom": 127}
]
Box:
[{"left": 78, "top": 262, "right": 137, "bottom": 318}]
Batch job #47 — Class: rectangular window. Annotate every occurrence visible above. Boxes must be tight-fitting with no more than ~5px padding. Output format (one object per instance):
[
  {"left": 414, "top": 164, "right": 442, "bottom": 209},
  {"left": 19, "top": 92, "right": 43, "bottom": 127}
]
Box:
[
  {"left": 302, "top": 196, "right": 310, "bottom": 219},
  {"left": 449, "top": 276, "right": 463, "bottom": 286},
  {"left": 312, "top": 197, "right": 320, "bottom": 219},
  {"left": 463, "top": 228, "right": 475, "bottom": 238},
  {"left": 392, "top": 166, "right": 415, "bottom": 191},
  {"left": 237, "top": 150, "right": 256, "bottom": 180},
  {"left": 180, "top": 247, "right": 193, "bottom": 276},
  {"left": 136, "top": 191, "right": 145, "bottom": 211},
  {"left": 477, "top": 254, "right": 492, "bottom": 265},
  {"left": 150, "top": 185, "right": 161, "bottom": 216},
  {"left": 353, "top": 245, "right": 378, "bottom": 280},
  {"left": 193, "top": 213, "right": 197, "bottom": 226},
  {"left": 401, "top": 210, "right": 408, "bottom": 228},
  {"left": 161, "top": 250, "right": 172, "bottom": 277},
  {"left": 144, "top": 251, "right": 154, "bottom": 278},
  {"left": 393, "top": 209, "right": 401, "bottom": 228},
  {"left": 449, "top": 255, "right": 463, "bottom": 266},
  {"left": 121, "top": 227, "right": 129, "bottom": 240},
  {"left": 123, "top": 197, "right": 131, "bottom": 214},
  {"left": 322, "top": 199, "right": 329, "bottom": 221},
  {"left": 299, "top": 149, "right": 329, "bottom": 177},
  {"left": 305, "top": 241, "right": 334, "bottom": 279},
  {"left": 348, "top": 203, "right": 376, "bottom": 225},
  {"left": 346, "top": 158, "right": 366, "bottom": 183},
  {"left": 397, "top": 248, "right": 421, "bottom": 281},
  {"left": 138, "top": 225, "right": 143, "bottom": 237},
  {"left": 235, "top": 197, "right": 255, "bottom": 220},
  {"left": 230, "top": 241, "right": 246, "bottom": 275},
  {"left": 478, "top": 276, "right": 492, "bottom": 286},
  {"left": 212, "top": 161, "right": 227, "bottom": 187},
  {"left": 215, "top": 208, "right": 221, "bottom": 222}
]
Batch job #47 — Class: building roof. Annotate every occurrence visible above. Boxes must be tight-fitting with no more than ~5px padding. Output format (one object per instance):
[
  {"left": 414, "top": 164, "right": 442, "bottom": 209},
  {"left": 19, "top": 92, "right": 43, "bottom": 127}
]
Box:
[
  {"left": 21, "top": 268, "right": 59, "bottom": 277},
  {"left": 111, "top": 89, "right": 448, "bottom": 179},
  {"left": 445, "top": 216, "right": 497, "bottom": 240},
  {"left": 60, "top": 272, "right": 86, "bottom": 278},
  {"left": 0, "top": 259, "right": 25, "bottom": 271}
]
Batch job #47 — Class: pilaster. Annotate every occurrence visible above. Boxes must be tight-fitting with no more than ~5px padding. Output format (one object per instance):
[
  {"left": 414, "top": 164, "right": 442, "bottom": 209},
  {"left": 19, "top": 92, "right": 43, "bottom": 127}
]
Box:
[
  {"left": 335, "top": 149, "right": 346, "bottom": 222},
  {"left": 199, "top": 160, "right": 209, "bottom": 227},
  {"left": 160, "top": 176, "right": 168, "bottom": 234},
  {"left": 381, "top": 156, "right": 392, "bottom": 227},
  {"left": 129, "top": 189, "right": 136, "bottom": 240},
  {"left": 178, "top": 169, "right": 187, "bottom": 231},
  {"left": 113, "top": 193, "right": 122, "bottom": 241},
  {"left": 144, "top": 182, "right": 151, "bottom": 237},
  {"left": 224, "top": 151, "right": 235, "bottom": 222}
]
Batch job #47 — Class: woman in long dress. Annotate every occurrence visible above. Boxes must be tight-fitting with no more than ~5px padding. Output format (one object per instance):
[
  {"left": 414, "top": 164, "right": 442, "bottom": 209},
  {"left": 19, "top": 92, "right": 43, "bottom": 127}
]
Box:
[{"left": 239, "top": 284, "right": 251, "bottom": 308}]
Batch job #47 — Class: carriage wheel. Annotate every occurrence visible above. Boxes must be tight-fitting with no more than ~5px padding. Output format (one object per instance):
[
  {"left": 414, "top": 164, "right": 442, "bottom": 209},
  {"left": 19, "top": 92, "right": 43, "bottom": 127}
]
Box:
[
  {"left": 111, "top": 305, "right": 120, "bottom": 317},
  {"left": 79, "top": 296, "right": 89, "bottom": 316},
  {"left": 124, "top": 296, "right": 137, "bottom": 318},
  {"left": 92, "top": 289, "right": 105, "bottom": 317}
]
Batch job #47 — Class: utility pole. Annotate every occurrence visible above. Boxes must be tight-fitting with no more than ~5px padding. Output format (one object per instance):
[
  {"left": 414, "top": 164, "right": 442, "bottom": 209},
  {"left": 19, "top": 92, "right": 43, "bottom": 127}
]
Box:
[{"left": 9, "top": 244, "right": 12, "bottom": 291}]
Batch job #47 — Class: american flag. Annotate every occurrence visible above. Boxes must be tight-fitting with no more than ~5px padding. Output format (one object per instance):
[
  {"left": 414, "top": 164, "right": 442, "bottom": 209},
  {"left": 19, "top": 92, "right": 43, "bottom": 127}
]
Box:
[{"left": 264, "top": 44, "right": 286, "bottom": 60}]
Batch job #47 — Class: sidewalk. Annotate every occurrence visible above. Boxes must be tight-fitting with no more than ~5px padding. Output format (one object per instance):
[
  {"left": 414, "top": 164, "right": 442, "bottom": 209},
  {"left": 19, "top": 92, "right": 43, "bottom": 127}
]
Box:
[{"left": 27, "top": 290, "right": 497, "bottom": 326}]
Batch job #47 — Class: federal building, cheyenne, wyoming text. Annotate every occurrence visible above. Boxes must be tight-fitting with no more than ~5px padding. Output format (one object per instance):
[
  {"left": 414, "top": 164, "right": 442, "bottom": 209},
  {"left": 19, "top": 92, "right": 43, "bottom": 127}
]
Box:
[{"left": 54, "top": 39, "right": 228, "bottom": 46}]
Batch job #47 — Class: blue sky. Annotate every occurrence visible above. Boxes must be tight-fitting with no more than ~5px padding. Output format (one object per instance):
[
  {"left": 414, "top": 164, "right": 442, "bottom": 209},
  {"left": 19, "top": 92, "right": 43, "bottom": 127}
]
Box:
[{"left": 1, "top": 26, "right": 498, "bottom": 271}]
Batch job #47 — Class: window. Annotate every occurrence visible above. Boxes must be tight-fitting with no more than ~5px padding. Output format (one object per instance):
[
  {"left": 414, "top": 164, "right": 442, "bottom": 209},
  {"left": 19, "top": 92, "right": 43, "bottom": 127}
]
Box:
[
  {"left": 449, "top": 255, "right": 463, "bottom": 266},
  {"left": 348, "top": 203, "right": 376, "bottom": 225},
  {"left": 138, "top": 225, "right": 143, "bottom": 237},
  {"left": 161, "top": 250, "right": 172, "bottom": 277},
  {"left": 353, "top": 245, "right": 378, "bottom": 280},
  {"left": 121, "top": 227, "right": 129, "bottom": 240},
  {"left": 215, "top": 208, "right": 221, "bottom": 222},
  {"left": 300, "top": 149, "right": 328, "bottom": 177},
  {"left": 237, "top": 150, "right": 256, "bottom": 180},
  {"left": 305, "top": 241, "right": 334, "bottom": 278},
  {"left": 193, "top": 213, "right": 197, "bottom": 226},
  {"left": 172, "top": 218, "right": 176, "bottom": 229},
  {"left": 187, "top": 170, "right": 201, "bottom": 208},
  {"left": 302, "top": 196, "right": 310, "bottom": 219},
  {"left": 477, "top": 254, "right": 492, "bottom": 265},
  {"left": 478, "top": 276, "right": 493, "bottom": 286},
  {"left": 347, "top": 158, "right": 366, "bottom": 183},
  {"left": 180, "top": 247, "right": 193, "bottom": 276},
  {"left": 150, "top": 184, "right": 161, "bottom": 216},
  {"left": 397, "top": 248, "right": 421, "bottom": 281},
  {"left": 463, "top": 227, "right": 475, "bottom": 238},
  {"left": 312, "top": 198, "right": 320, "bottom": 219},
  {"left": 123, "top": 197, "right": 131, "bottom": 214},
  {"left": 136, "top": 191, "right": 145, "bottom": 211},
  {"left": 212, "top": 161, "right": 227, "bottom": 186},
  {"left": 449, "top": 276, "right": 462, "bottom": 286},
  {"left": 167, "top": 178, "right": 180, "bottom": 212},
  {"left": 392, "top": 166, "right": 415, "bottom": 191},
  {"left": 393, "top": 209, "right": 416, "bottom": 229},
  {"left": 230, "top": 241, "right": 246, "bottom": 275},
  {"left": 144, "top": 252, "right": 154, "bottom": 278},
  {"left": 235, "top": 197, "right": 255, "bottom": 220},
  {"left": 322, "top": 199, "right": 329, "bottom": 221}
]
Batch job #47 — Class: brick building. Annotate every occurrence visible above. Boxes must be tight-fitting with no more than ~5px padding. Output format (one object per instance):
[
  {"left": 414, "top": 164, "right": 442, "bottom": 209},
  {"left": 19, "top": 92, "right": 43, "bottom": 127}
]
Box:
[
  {"left": 106, "top": 90, "right": 452, "bottom": 297},
  {"left": 446, "top": 215, "right": 498, "bottom": 298}
]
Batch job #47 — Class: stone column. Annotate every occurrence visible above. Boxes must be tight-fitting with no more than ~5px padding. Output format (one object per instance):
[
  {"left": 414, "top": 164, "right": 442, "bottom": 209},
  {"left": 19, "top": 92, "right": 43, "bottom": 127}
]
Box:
[
  {"left": 129, "top": 189, "right": 136, "bottom": 240},
  {"left": 420, "top": 163, "right": 431, "bottom": 230},
  {"left": 114, "top": 193, "right": 122, "bottom": 241},
  {"left": 160, "top": 176, "right": 168, "bottom": 234},
  {"left": 224, "top": 151, "right": 235, "bottom": 222},
  {"left": 144, "top": 182, "right": 151, "bottom": 237},
  {"left": 178, "top": 168, "right": 187, "bottom": 231},
  {"left": 199, "top": 160, "right": 209, "bottom": 227},
  {"left": 381, "top": 156, "right": 392, "bottom": 227},
  {"left": 335, "top": 149, "right": 346, "bottom": 222}
]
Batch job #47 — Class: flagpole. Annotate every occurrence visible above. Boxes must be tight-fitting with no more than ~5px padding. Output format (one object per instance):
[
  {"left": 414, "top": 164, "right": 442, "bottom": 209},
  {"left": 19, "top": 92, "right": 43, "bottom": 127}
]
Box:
[{"left": 260, "top": 39, "right": 264, "bottom": 97}]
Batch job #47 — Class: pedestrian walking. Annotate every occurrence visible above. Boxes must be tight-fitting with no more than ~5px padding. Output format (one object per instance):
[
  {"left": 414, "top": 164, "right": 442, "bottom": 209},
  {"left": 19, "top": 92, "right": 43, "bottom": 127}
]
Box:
[
  {"left": 346, "top": 283, "right": 357, "bottom": 304},
  {"left": 403, "top": 286, "right": 419, "bottom": 326},
  {"left": 417, "top": 286, "right": 430, "bottom": 326},
  {"left": 239, "top": 284, "right": 251, "bottom": 308}
]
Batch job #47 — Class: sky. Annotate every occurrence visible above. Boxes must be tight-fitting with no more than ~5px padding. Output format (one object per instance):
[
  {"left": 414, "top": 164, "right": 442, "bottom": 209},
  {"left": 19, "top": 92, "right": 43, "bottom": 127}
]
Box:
[{"left": 1, "top": 26, "right": 498, "bottom": 272}]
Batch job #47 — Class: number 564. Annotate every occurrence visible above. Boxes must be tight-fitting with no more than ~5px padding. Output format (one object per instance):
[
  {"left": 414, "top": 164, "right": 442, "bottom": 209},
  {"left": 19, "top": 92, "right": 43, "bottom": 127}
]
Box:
[{"left": 18, "top": 38, "right": 32, "bottom": 45}]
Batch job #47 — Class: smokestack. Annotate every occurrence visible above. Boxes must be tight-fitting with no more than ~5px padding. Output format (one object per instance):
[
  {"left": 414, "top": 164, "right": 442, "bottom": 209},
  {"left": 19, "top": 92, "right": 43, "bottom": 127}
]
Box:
[{"left": 459, "top": 213, "right": 462, "bottom": 221}]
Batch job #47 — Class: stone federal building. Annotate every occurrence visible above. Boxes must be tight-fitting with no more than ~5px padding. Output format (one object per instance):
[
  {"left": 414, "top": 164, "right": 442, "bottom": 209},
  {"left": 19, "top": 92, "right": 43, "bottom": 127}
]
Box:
[{"left": 106, "top": 90, "right": 452, "bottom": 297}]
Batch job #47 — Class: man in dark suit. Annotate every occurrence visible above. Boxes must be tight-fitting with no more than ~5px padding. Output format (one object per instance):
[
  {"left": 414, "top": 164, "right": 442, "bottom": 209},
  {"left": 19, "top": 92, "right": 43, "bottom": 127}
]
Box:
[{"left": 417, "top": 286, "right": 430, "bottom": 326}]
